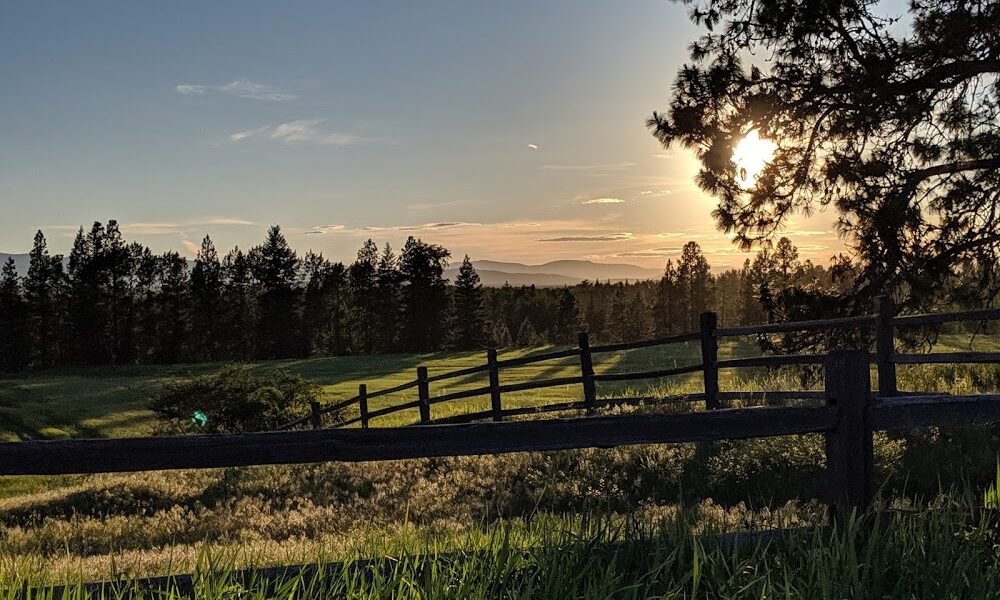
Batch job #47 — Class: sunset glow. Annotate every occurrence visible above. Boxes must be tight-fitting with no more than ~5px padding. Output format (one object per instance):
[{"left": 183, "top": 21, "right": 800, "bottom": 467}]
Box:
[{"left": 731, "top": 129, "right": 776, "bottom": 189}]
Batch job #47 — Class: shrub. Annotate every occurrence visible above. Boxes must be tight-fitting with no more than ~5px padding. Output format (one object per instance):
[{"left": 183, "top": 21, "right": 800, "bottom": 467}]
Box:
[{"left": 150, "top": 365, "right": 317, "bottom": 434}]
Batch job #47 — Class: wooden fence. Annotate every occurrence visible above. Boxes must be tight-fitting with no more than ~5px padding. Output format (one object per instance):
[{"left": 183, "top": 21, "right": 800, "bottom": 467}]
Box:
[
  {"left": 278, "top": 297, "right": 1000, "bottom": 430},
  {"left": 0, "top": 298, "right": 998, "bottom": 515}
]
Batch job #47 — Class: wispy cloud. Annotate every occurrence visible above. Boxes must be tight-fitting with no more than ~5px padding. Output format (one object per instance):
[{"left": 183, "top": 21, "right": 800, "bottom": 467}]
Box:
[
  {"left": 227, "top": 119, "right": 369, "bottom": 146},
  {"left": 44, "top": 218, "right": 256, "bottom": 237},
  {"left": 581, "top": 197, "right": 625, "bottom": 205},
  {"left": 527, "top": 143, "right": 539, "bottom": 150},
  {"left": 617, "top": 247, "right": 683, "bottom": 257},
  {"left": 181, "top": 239, "right": 201, "bottom": 254},
  {"left": 302, "top": 224, "right": 347, "bottom": 235},
  {"left": 540, "top": 162, "right": 635, "bottom": 172},
  {"left": 540, "top": 233, "right": 634, "bottom": 242},
  {"left": 176, "top": 79, "right": 297, "bottom": 101}
]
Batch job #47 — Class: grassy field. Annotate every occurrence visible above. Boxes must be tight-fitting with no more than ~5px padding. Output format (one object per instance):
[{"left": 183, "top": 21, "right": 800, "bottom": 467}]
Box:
[
  {"left": 0, "top": 332, "right": 998, "bottom": 584},
  {"left": 3, "top": 332, "right": 998, "bottom": 441},
  {"left": 8, "top": 498, "right": 1000, "bottom": 597}
]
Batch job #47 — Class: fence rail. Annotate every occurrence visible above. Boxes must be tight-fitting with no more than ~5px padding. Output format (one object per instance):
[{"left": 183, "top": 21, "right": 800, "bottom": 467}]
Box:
[
  {"left": 282, "top": 296, "right": 997, "bottom": 430},
  {"left": 1, "top": 300, "right": 998, "bottom": 515}
]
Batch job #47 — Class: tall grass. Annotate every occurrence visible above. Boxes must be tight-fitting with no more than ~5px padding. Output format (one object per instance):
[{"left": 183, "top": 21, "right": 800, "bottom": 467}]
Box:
[{"left": 7, "top": 499, "right": 1000, "bottom": 598}]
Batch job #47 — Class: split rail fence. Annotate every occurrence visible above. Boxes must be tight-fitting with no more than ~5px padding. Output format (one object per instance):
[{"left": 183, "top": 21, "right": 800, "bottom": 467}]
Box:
[{"left": 1, "top": 297, "right": 998, "bottom": 514}]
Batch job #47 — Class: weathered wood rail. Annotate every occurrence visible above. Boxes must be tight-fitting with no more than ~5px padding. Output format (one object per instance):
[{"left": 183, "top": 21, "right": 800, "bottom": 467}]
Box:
[
  {"left": 0, "top": 298, "right": 998, "bottom": 515},
  {"left": 277, "top": 297, "right": 998, "bottom": 430}
]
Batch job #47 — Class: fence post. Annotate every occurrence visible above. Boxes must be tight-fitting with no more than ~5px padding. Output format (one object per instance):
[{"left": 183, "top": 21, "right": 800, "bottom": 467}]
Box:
[
  {"left": 309, "top": 401, "right": 322, "bottom": 430},
  {"left": 875, "top": 295, "right": 897, "bottom": 398},
  {"left": 824, "top": 350, "right": 874, "bottom": 520},
  {"left": 700, "top": 312, "right": 720, "bottom": 410},
  {"left": 417, "top": 366, "right": 431, "bottom": 423},
  {"left": 578, "top": 332, "right": 597, "bottom": 415},
  {"left": 359, "top": 384, "right": 369, "bottom": 430},
  {"left": 487, "top": 348, "right": 503, "bottom": 421}
]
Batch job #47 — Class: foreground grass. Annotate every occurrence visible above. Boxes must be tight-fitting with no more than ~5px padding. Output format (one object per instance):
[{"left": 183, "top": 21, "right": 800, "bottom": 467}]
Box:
[
  {"left": 6, "top": 499, "right": 1000, "bottom": 598},
  {"left": 0, "top": 333, "right": 998, "bottom": 586}
]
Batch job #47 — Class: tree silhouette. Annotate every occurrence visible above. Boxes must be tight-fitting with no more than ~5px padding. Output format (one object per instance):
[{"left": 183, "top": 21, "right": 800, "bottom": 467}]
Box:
[
  {"left": 447, "top": 256, "right": 486, "bottom": 350},
  {"left": 249, "top": 226, "right": 302, "bottom": 359},
  {"left": 24, "top": 231, "right": 64, "bottom": 368},
  {"left": 398, "top": 237, "right": 450, "bottom": 352},
  {"left": 0, "top": 258, "right": 29, "bottom": 372},
  {"left": 191, "top": 236, "right": 224, "bottom": 361},
  {"left": 650, "top": 0, "right": 1000, "bottom": 310},
  {"left": 552, "top": 288, "right": 582, "bottom": 344}
]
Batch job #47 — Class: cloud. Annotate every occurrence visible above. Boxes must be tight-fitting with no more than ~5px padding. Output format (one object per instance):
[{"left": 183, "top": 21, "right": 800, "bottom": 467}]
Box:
[
  {"left": 581, "top": 198, "right": 625, "bottom": 205},
  {"left": 176, "top": 84, "right": 208, "bottom": 95},
  {"left": 181, "top": 239, "right": 201, "bottom": 254},
  {"left": 639, "top": 189, "right": 672, "bottom": 196},
  {"left": 540, "top": 162, "right": 635, "bottom": 171},
  {"left": 617, "top": 247, "right": 683, "bottom": 257},
  {"left": 227, "top": 119, "right": 367, "bottom": 146},
  {"left": 42, "top": 218, "right": 258, "bottom": 238},
  {"left": 175, "top": 79, "right": 296, "bottom": 101},
  {"left": 302, "top": 224, "right": 347, "bottom": 235},
  {"left": 539, "top": 233, "right": 634, "bottom": 242},
  {"left": 527, "top": 144, "right": 538, "bottom": 150},
  {"left": 656, "top": 232, "right": 706, "bottom": 239},
  {"left": 229, "top": 125, "right": 270, "bottom": 142}
]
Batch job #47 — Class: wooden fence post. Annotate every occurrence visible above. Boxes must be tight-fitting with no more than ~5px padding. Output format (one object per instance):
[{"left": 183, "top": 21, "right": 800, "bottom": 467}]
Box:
[
  {"left": 824, "top": 350, "right": 874, "bottom": 520},
  {"left": 875, "top": 295, "right": 897, "bottom": 398},
  {"left": 487, "top": 348, "right": 503, "bottom": 421},
  {"left": 579, "top": 332, "right": 597, "bottom": 415},
  {"left": 309, "top": 401, "right": 322, "bottom": 430},
  {"left": 417, "top": 366, "right": 431, "bottom": 424},
  {"left": 700, "top": 312, "right": 720, "bottom": 410},
  {"left": 359, "top": 384, "right": 369, "bottom": 430}
]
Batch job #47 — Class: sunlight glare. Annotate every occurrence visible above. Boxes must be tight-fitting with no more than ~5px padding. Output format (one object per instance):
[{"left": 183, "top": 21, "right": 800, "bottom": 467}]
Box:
[{"left": 731, "top": 129, "right": 777, "bottom": 189}]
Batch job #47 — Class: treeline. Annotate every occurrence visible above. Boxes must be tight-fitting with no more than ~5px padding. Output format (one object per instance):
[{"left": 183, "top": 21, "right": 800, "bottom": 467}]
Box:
[{"left": 0, "top": 220, "right": 838, "bottom": 372}]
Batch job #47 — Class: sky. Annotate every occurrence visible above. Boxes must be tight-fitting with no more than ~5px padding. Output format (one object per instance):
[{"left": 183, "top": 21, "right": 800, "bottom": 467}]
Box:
[{"left": 0, "top": 0, "right": 844, "bottom": 269}]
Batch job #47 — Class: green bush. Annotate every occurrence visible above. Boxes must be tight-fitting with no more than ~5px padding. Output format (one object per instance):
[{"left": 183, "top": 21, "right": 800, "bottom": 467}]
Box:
[{"left": 150, "top": 365, "right": 318, "bottom": 434}]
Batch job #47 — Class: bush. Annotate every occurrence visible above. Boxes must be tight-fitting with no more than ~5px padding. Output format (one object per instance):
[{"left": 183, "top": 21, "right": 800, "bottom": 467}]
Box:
[{"left": 150, "top": 365, "right": 318, "bottom": 433}]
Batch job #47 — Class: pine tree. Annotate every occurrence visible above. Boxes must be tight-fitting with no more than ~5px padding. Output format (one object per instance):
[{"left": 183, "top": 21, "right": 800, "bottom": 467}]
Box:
[
  {"left": 447, "top": 256, "right": 486, "bottom": 350},
  {"left": 398, "top": 237, "right": 450, "bottom": 352},
  {"left": 221, "top": 247, "right": 256, "bottom": 360},
  {"left": 190, "top": 236, "right": 224, "bottom": 361},
  {"left": 155, "top": 252, "right": 190, "bottom": 363},
  {"left": 24, "top": 231, "right": 64, "bottom": 367},
  {"left": 249, "top": 226, "right": 302, "bottom": 359},
  {"left": 551, "top": 288, "right": 582, "bottom": 344},
  {"left": 348, "top": 239, "right": 380, "bottom": 354},
  {"left": 677, "top": 242, "right": 714, "bottom": 331},
  {"left": 374, "top": 243, "right": 400, "bottom": 352},
  {"left": 652, "top": 260, "right": 681, "bottom": 335},
  {"left": 490, "top": 319, "right": 512, "bottom": 349},
  {"left": 0, "top": 259, "right": 29, "bottom": 372},
  {"left": 515, "top": 316, "right": 540, "bottom": 347},
  {"left": 65, "top": 224, "right": 111, "bottom": 364}
]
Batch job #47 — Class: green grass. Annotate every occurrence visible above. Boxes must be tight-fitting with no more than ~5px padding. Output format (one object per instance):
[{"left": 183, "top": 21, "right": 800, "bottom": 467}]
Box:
[
  {"left": 1, "top": 332, "right": 996, "bottom": 439},
  {"left": 7, "top": 499, "right": 1000, "bottom": 598},
  {"left": 1, "top": 332, "right": 999, "bottom": 585}
]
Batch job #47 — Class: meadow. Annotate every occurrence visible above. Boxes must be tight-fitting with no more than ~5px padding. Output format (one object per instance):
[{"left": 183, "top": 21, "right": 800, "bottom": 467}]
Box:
[{"left": 1, "top": 332, "right": 999, "bottom": 585}]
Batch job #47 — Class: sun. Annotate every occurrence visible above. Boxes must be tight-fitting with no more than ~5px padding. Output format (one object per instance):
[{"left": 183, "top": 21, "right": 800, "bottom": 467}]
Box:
[{"left": 731, "top": 129, "right": 777, "bottom": 189}]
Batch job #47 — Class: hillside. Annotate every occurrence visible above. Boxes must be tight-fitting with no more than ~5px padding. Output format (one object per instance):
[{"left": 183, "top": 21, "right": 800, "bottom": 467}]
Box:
[
  {"left": 446, "top": 259, "right": 663, "bottom": 287},
  {"left": 0, "top": 253, "right": 30, "bottom": 274}
]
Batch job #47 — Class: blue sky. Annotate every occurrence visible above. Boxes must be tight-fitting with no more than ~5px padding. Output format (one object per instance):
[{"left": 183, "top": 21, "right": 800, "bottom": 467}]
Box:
[{"left": 0, "top": 0, "right": 841, "bottom": 268}]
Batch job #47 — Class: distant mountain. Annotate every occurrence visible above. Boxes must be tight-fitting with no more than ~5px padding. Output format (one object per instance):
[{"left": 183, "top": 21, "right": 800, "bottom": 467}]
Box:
[
  {"left": 445, "top": 259, "right": 662, "bottom": 287},
  {"left": 0, "top": 253, "right": 30, "bottom": 275},
  {"left": 2, "top": 252, "right": 658, "bottom": 288}
]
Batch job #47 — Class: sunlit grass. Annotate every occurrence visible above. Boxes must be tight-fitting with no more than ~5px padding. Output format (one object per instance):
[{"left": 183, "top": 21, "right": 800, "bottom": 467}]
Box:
[{"left": 5, "top": 497, "right": 1000, "bottom": 597}]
